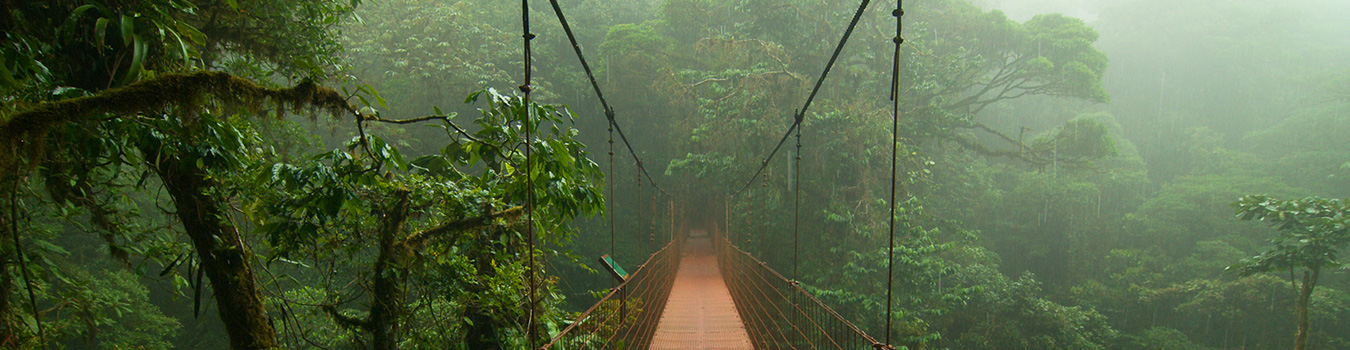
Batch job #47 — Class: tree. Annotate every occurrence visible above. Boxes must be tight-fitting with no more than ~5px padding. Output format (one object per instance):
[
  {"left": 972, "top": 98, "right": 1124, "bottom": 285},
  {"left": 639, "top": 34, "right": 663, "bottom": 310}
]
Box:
[
  {"left": 1229, "top": 195, "right": 1350, "bottom": 350},
  {"left": 1, "top": 0, "right": 359, "bottom": 348},
  {"left": 256, "top": 88, "right": 604, "bottom": 349},
  {"left": 901, "top": 6, "right": 1110, "bottom": 166},
  {"left": 1244, "top": 71, "right": 1350, "bottom": 198},
  {"left": 339, "top": 0, "right": 518, "bottom": 120},
  {"left": 1093, "top": 0, "right": 1350, "bottom": 182}
]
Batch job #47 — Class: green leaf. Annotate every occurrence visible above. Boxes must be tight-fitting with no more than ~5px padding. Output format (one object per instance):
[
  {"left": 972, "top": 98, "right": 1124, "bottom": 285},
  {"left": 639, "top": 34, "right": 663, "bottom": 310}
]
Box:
[
  {"left": 116, "top": 35, "right": 147, "bottom": 85},
  {"left": 159, "top": 254, "right": 185, "bottom": 276},
  {"left": 175, "top": 21, "right": 207, "bottom": 45},
  {"left": 225, "top": 0, "right": 239, "bottom": 11},
  {"left": 372, "top": 89, "right": 386, "bottom": 108},
  {"left": 168, "top": 28, "right": 190, "bottom": 67},
  {"left": 389, "top": 146, "right": 408, "bottom": 171},
  {"left": 68, "top": 4, "right": 99, "bottom": 24},
  {"left": 95, "top": 17, "right": 110, "bottom": 48},
  {"left": 120, "top": 14, "right": 135, "bottom": 46}
]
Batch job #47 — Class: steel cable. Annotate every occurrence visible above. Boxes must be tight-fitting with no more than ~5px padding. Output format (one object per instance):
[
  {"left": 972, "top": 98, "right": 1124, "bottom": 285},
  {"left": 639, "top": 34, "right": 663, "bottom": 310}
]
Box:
[
  {"left": 732, "top": 0, "right": 875, "bottom": 197},
  {"left": 545, "top": 0, "right": 669, "bottom": 196},
  {"left": 884, "top": 1, "right": 905, "bottom": 348},
  {"left": 530, "top": 0, "right": 907, "bottom": 347},
  {"left": 794, "top": 115, "right": 802, "bottom": 282},
  {"left": 519, "top": 0, "right": 538, "bottom": 346}
]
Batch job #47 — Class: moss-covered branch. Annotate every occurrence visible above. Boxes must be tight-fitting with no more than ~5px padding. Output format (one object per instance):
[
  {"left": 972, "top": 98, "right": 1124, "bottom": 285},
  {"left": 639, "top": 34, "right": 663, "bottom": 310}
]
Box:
[
  {"left": 1, "top": 71, "right": 357, "bottom": 166},
  {"left": 405, "top": 206, "right": 524, "bottom": 248}
]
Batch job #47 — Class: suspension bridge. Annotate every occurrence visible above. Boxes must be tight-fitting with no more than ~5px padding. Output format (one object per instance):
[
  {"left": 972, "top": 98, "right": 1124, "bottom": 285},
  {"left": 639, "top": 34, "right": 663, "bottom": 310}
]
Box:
[
  {"left": 517, "top": 0, "right": 907, "bottom": 348},
  {"left": 539, "top": 227, "right": 887, "bottom": 349}
]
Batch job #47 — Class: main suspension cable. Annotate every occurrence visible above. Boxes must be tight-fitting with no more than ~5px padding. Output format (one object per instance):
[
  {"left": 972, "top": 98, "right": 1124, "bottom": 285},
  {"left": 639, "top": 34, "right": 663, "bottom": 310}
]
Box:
[
  {"left": 732, "top": 0, "right": 874, "bottom": 198},
  {"left": 546, "top": 0, "right": 669, "bottom": 196}
]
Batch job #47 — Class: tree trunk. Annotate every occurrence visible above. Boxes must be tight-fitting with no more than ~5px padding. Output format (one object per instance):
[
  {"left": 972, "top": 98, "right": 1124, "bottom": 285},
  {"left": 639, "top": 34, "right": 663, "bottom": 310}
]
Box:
[
  {"left": 149, "top": 153, "right": 277, "bottom": 350},
  {"left": 364, "top": 201, "right": 521, "bottom": 349},
  {"left": 464, "top": 227, "right": 506, "bottom": 350},
  {"left": 463, "top": 300, "right": 501, "bottom": 350},
  {"left": 1295, "top": 266, "right": 1319, "bottom": 350},
  {"left": 370, "top": 189, "right": 412, "bottom": 350}
]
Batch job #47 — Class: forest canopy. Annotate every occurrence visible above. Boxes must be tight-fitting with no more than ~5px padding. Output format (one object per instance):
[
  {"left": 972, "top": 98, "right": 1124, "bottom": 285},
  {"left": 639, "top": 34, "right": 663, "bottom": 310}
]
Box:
[{"left": 2, "top": 0, "right": 1349, "bottom": 349}]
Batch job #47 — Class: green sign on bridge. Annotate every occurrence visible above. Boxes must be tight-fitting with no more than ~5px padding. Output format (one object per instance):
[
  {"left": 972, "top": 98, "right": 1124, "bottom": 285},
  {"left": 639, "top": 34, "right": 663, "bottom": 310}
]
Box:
[{"left": 598, "top": 254, "right": 628, "bottom": 281}]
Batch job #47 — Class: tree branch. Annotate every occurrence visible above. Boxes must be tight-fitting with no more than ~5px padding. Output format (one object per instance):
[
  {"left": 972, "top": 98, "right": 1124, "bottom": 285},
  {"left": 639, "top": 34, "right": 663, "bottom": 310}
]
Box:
[
  {"left": 404, "top": 206, "right": 525, "bottom": 248},
  {"left": 2, "top": 71, "right": 356, "bottom": 168},
  {"left": 971, "top": 122, "right": 1031, "bottom": 151},
  {"left": 365, "top": 115, "right": 483, "bottom": 143},
  {"left": 950, "top": 135, "right": 1033, "bottom": 163},
  {"left": 321, "top": 304, "right": 370, "bottom": 332},
  {"left": 690, "top": 78, "right": 730, "bottom": 87},
  {"left": 363, "top": 114, "right": 517, "bottom": 163}
]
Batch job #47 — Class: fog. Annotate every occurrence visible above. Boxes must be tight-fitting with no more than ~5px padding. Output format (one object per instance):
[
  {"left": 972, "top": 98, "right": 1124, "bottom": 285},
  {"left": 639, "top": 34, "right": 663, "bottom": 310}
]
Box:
[{"left": 3, "top": 0, "right": 1349, "bottom": 349}]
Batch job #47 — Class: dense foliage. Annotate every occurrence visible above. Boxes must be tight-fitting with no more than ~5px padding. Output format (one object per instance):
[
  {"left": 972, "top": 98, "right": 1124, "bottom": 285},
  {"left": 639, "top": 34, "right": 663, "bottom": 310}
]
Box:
[{"left": 2, "top": 0, "right": 1348, "bottom": 349}]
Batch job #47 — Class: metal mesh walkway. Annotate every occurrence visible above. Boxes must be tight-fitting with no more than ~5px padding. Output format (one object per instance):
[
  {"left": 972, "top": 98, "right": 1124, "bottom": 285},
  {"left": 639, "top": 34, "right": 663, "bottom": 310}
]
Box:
[{"left": 648, "top": 234, "right": 752, "bottom": 350}]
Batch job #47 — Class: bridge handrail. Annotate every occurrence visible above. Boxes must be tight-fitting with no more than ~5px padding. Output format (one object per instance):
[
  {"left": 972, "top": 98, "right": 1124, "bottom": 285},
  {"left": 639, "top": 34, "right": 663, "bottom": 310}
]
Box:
[
  {"left": 540, "top": 239, "right": 679, "bottom": 349},
  {"left": 718, "top": 235, "right": 886, "bottom": 349}
]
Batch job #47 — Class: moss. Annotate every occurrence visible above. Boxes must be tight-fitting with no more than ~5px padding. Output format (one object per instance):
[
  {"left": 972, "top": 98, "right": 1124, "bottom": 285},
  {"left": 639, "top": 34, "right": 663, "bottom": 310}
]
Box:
[{"left": 0, "top": 71, "right": 356, "bottom": 168}]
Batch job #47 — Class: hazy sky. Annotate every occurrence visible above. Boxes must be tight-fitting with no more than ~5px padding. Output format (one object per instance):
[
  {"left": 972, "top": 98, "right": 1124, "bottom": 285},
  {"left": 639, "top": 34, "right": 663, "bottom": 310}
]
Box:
[{"left": 973, "top": 0, "right": 1107, "bottom": 21}]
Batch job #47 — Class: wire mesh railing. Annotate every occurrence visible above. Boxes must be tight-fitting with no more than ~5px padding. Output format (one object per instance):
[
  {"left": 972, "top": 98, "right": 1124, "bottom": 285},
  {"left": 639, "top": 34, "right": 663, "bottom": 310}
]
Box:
[
  {"left": 540, "top": 239, "right": 682, "bottom": 350},
  {"left": 716, "top": 235, "right": 886, "bottom": 350}
]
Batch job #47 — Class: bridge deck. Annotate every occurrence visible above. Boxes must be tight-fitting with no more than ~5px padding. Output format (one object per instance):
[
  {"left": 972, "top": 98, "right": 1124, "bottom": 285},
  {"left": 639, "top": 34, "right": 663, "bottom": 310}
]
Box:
[{"left": 648, "top": 235, "right": 753, "bottom": 350}]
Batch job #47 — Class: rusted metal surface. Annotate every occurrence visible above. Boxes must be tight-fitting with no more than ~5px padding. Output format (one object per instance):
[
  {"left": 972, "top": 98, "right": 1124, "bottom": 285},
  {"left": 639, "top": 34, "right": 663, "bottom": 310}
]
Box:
[{"left": 649, "top": 234, "right": 752, "bottom": 350}]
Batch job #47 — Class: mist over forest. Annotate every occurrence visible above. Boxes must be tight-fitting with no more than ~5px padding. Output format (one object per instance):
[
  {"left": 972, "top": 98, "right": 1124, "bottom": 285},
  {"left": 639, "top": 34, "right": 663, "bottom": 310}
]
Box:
[{"left": 2, "top": 0, "right": 1349, "bottom": 349}]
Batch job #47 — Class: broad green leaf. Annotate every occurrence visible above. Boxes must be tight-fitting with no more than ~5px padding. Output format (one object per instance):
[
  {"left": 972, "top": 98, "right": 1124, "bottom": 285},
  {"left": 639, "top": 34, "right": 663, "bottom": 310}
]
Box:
[
  {"left": 389, "top": 146, "right": 408, "bottom": 172},
  {"left": 176, "top": 21, "right": 207, "bottom": 45},
  {"left": 117, "top": 35, "right": 147, "bottom": 86},
  {"left": 69, "top": 4, "right": 98, "bottom": 23},
  {"left": 120, "top": 14, "right": 135, "bottom": 46},
  {"left": 95, "top": 17, "right": 110, "bottom": 48}
]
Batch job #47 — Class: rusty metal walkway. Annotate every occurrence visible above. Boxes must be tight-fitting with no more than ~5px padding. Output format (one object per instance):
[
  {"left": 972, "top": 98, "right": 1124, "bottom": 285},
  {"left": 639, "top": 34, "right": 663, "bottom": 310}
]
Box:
[{"left": 648, "top": 235, "right": 752, "bottom": 349}]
